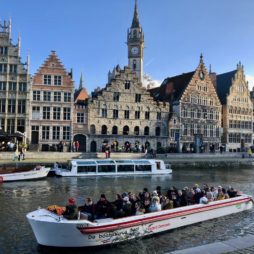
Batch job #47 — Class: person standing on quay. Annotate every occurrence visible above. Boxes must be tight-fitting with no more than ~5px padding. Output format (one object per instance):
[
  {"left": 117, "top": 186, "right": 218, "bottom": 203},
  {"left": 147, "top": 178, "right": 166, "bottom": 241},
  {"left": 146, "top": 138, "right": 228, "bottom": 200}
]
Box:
[{"left": 76, "top": 141, "right": 80, "bottom": 152}]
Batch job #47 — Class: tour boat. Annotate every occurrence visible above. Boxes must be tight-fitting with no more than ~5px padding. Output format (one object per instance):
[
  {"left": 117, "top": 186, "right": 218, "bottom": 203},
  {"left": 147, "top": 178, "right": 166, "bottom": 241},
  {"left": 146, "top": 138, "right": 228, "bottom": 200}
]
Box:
[
  {"left": 0, "top": 166, "right": 50, "bottom": 182},
  {"left": 27, "top": 194, "right": 253, "bottom": 247},
  {"left": 53, "top": 159, "right": 172, "bottom": 177}
]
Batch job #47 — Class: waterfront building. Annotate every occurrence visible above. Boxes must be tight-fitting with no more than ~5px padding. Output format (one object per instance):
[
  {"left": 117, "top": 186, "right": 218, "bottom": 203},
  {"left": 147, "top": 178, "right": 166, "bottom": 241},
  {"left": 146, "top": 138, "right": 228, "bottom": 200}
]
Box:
[
  {"left": 216, "top": 63, "right": 253, "bottom": 151},
  {"left": 73, "top": 73, "right": 89, "bottom": 152},
  {"left": 87, "top": 65, "right": 169, "bottom": 152},
  {"left": 30, "top": 51, "right": 74, "bottom": 151},
  {"left": 150, "top": 56, "right": 222, "bottom": 152},
  {"left": 0, "top": 20, "right": 30, "bottom": 140}
]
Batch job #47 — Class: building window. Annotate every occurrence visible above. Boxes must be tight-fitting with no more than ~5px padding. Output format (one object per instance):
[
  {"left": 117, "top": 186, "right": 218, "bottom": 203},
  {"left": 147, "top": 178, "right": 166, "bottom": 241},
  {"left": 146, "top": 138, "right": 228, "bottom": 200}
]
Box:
[
  {"left": 54, "top": 75, "right": 62, "bottom": 85},
  {"left": 90, "top": 124, "right": 96, "bottom": 134},
  {"left": 9, "top": 82, "right": 16, "bottom": 91},
  {"left": 112, "top": 126, "right": 118, "bottom": 135},
  {"left": 63, "top": 107, "right": 71, "bottom": 120},
  {"left": 157, "top": 112, "right": 161, "bottom": 120},
  {"left": 63, "top": 126, "right": 70, "bottom": 140},
  {"left": 0, "top": 64, "right": 7, "bottom": 73},
  {"left": 0, "top": 82, "right": 6, "bottom": 91},
  {"left": 32, "top": 106, "right": 40, "bottom": 120},
  {"left": 124, "top": 110, "right": 129, "bottom": 119},
  {"left": 17, "top": 119, "right": 25, "bottom": 133},
  {"left": 43, "top": 106, "right": 50, "bottom": 120},
  {"left": 8, "top": 99, "right": 16, "bottom": 113},
  {"left": 0, "top": 118, "right": 4, "bottom": 130},
  {"left": 64, "top": 92, "right": 71, "bottom": 102},
  {"left": 43, "top": 91, "right": 51, "bottom": 101},
  {"left": 54, "top": 91, "right": 61, "bottom": 102},
  {"left": 18, "top": 100, "right": 26, "bottom": 114},
  {"left": 44, "top": 75, "right": 51, "bottom": 85},
  {"left": 134, "top": 126, "right": 139, "bottom": 135},
  {"left": 102, "top": 108, "right": 107, "bottom": 118},
  {"left": 53, "top": 107, "right": 61, "bottom": 120},
  {"left": 52, "top": 126, "right": 60, "bottom": 140},
  {"left": 123, "top": 126, "right": 129, "bottom": 135},
  {"left": 133, "top": 59, "right": 136, "bottom": 70},
  {"left": 33, "top": 91, "right": 40, "bottom": 101},
  {"left": 42, "top": 126, "right": 50, "bottom": 140},
  {"left": 135, "top": 94, "right": 141, "bottom": 102},
  {"left": 9, "top": 64, "right": 17, "bottom": 73},
  {"left": 135, "top": 111, "right": 140, "bottom": 119},
  {"left": 113, "top": 109, "right": 118, "bottom": 119},
  {"left": 7, "top": 119, "right": 15, "bottom": 134},
  {"left": 113, "top": 92, "right": 120, "bottom": 101},
  {"left": 145, "top": 111, "right": 150, "bottom": 120},
  {"left": 155, "top": 127, "right": 161, "bottom": 136},
  {"left": 77, "top": 113, "right": 84, "bottom": 123},
  {"left": 101, "top": 125, "right": 107, "bottom": 135},
  {"left": 18, "top": 82, "right": 27, "bottom": 92},
  {"left": 125, "top": 80, "right": 130, "bottom": 89},
  {"left": 0, "top": 47, "right": 8, "bottom": 55},
  {"left": 0, "top": 99, "right": 6, "bottom": 113},
  {"left": 144, "top": 126, "right": 149, "bottom": 136}
]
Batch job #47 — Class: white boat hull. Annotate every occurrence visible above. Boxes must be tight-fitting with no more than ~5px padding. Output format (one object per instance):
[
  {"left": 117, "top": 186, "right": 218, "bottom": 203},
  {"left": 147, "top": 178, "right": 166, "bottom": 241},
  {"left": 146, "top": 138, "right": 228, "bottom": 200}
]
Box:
[
  {"left": 0, "top": 167, "right": 50, "bottom": 182},
  {"left": 26, "top": 195, "right": 253, "bottom": 247}
]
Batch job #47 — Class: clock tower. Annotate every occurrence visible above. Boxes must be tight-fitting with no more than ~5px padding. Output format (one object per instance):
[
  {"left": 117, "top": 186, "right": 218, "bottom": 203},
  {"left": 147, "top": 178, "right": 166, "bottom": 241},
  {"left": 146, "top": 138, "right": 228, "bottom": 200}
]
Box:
[{"left": 127, "top": 0, "right": 144, "bottom": 83}]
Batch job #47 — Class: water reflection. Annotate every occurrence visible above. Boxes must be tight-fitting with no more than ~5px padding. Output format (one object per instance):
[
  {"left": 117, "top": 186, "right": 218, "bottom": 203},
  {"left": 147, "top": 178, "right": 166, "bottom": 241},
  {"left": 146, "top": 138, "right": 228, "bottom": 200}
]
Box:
[{"left": 0, "top": 168, "right": 254, "bottom": 253}]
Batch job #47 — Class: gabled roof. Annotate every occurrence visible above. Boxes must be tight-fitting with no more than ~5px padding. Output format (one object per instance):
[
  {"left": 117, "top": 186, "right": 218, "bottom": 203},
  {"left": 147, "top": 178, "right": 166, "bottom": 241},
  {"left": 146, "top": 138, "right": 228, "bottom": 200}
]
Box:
[
  {"left": 149, "top": 71, "right": 195, "bottom": 102},
  {"left": 216, "top": 70, "right": 236, "bottom": 104},
  {"left": 74, "top": 88, "right": 89, "bottom": 104}
]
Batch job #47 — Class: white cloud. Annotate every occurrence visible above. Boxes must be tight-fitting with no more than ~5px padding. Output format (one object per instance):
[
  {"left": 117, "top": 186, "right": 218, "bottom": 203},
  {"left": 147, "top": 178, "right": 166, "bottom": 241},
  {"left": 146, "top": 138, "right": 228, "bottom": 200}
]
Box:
[
  {"left": 143, "top": 74, "right": 161, "bottom": 89},
  {"left": 246, "top": 74, "right": 254, "bottom": 90}
]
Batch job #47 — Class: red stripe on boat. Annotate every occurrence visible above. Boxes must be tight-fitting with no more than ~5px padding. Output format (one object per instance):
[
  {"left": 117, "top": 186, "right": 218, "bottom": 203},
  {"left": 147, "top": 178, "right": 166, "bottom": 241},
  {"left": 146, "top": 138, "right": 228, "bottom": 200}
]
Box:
[{"left": 79, "top": 197, "right": 250, "bottom": 234}]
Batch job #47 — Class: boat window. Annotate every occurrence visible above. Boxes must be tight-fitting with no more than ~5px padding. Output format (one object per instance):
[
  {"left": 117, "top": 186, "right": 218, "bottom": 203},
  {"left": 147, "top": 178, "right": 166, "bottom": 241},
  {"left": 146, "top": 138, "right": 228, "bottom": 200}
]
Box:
[
  {"left": 117, "top": 165, "right": 134, "bottom": 172},
  {"left": 135, "top": 165, "right": 152, "bottom": 171},
  {"left": 96, "top": 160, "right": 115, "bottom": 164},
  {"left": 77, "top": 166, "right": 96, "bottom": 173},
  {"left": 98, "top": 165, "right": 116, "bottom": 172},
  {"left": 133, "top": 160, "right": 151, "bottom": 164},
  {"left": 76, "top": 161, "right": 96, "bottom": 165},
  {"left": 115, "top": 160, "right": 133, "bottom": 164}
]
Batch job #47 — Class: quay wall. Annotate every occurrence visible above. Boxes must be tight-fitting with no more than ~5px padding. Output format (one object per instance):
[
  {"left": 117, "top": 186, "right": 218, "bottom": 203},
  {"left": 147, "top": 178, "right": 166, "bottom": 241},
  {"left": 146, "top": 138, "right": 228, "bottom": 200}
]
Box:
[{"left": 0, "top": 152, "right": 253, "bottom": 170}]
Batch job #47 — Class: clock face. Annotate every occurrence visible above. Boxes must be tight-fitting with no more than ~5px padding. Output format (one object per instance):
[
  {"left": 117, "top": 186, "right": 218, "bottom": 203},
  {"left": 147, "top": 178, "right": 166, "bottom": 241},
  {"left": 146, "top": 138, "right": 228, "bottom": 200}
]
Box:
[{"left": 131, "top": 47, "right": 139, "bottom": 55}]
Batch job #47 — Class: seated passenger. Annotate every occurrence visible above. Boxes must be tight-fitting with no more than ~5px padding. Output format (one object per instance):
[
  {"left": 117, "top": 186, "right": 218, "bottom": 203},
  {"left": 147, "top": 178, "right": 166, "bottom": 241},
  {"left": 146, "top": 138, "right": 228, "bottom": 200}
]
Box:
[
  {"left": 199, "top": 192, "right": 208, "bottom": 204},
  {"left": 227, "top": 187, "right": 237, "bottom": 198},
  {"left": 79, "top": 197, "right": 95, "bottom": 221},
  {"left": 161, "top": 196, "right": 173, "bottom": 210},
  {"left": 135, "top": 202, "right": 145, "bottom": 215},
  {"left": 217, "top": 187, "right": 225, "bottom": 200},
  {"left": 143, "top": 199, "right": 151, "bottom": 213},
  {"left": 149, "top": 196, "right": 161, "bottom": 212},
  {"left": 63, "top": 198, "right": 78, "bottom": 220},
  {"left": 122, "top": 196, "right": 132, "bottom": 217},
  {"left": 95, "top": 194, "right": 110, "bottom": 219}
]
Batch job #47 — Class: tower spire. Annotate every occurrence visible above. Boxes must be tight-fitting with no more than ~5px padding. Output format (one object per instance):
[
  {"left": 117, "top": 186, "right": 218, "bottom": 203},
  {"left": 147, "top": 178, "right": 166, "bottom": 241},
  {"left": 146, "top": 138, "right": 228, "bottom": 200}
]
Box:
[
  {"left": 79, "top": 72, "right": 84, "bottom": 89},
  {"left": 131, "top": 0, "right": 140, "bottom": 28}
]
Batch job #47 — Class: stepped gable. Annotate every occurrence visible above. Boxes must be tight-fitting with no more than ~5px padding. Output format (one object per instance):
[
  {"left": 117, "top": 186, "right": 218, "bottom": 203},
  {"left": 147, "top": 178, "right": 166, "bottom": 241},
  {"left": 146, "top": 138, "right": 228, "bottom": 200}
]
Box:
[
  {"left": 216, "top": 70, "right": 237, "bottom": 104},
  {"left": 149, "top": 71, "right": 195, "bottom": 102},
  {"left": 32, "top": 50, "right": 73, "bottom": 87}
]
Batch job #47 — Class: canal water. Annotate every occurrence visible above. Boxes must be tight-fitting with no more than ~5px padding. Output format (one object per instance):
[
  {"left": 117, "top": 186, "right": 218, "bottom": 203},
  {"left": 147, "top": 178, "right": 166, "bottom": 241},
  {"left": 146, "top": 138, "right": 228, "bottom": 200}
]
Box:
[{"left": 1, "top": 167, "right": 254, "bottom": 254}]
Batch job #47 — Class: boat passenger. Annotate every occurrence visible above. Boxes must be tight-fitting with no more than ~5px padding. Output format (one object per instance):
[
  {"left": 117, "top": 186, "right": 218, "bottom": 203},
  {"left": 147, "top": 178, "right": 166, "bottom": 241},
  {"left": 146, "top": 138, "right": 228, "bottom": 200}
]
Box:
[
  {"left": 63, "top": 198, "right": 78, "bottom": 220},
  {"left": 217, "top": 187, "right": 225, "bottom": 200},
  {"left": 227, "top": 187, "right": 237, "bottom": 198},
  {"left": 95, "top": 194, "right": 110, "bottom": 219},
  {"left": 179, "top": 190, "right": 188, "bottom": 206},
  {"left": 139, "top": 188, "right": 150, "bottom": 202},
  {"left": 122, "top": 196, "right": 132, "bottom": 217},
  {"left": 149, "top": 196, "right": 161, "bottom": 212},
  {"left": 211, "top": 186, "right": 218, "bottom": 200},
  {"left": 161, "top": 196, "right": 173, "bottom": 210},
  {"left": 143, "top": 199, "right": 151, "bottom": 213},
  {"left": 129, "top": 193, "right": 140, "bottom": 215},
  {"left": 199, "top": 191, "right": 208, "bottom": 204},
  {"left": 79, "top": 197, "right": 95, "bottom": 221},
  {"left": 135, "top": 202, "right": 145, "bottom": 215}
]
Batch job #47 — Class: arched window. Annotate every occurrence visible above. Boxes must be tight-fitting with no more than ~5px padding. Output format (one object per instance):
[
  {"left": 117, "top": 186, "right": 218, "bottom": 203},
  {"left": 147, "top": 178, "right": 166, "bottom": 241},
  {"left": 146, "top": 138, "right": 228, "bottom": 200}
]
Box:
[
  {"left": 123, "top": 126, "right": 129, "bottom": 135},
  {"left": 90, "top": 141, "right": 97, "bottom": 152},
  {"left": 155, "top": 127, "right": 161, "bottom": 136},
  {"left": 144, "top": 126, "right": 149, "bottom": 136},
  {"left": 90, "top": 124, "right": 96, "bottom": 134},
  {"left": 134, "top": 126, "right": 139, "bottom": 135},
  {"left": 112, "top": 126, "right": 118, "bottom": 135},
  {"left": 101, "top": 125, "right": 107, "bottom": 135}
]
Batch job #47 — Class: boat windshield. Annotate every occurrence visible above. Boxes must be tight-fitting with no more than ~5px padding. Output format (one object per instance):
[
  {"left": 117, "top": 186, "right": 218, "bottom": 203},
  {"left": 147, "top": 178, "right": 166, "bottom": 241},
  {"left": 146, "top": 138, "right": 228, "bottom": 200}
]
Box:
[{"left": 96, "top": 160, "right": 115, "bottom": 164}]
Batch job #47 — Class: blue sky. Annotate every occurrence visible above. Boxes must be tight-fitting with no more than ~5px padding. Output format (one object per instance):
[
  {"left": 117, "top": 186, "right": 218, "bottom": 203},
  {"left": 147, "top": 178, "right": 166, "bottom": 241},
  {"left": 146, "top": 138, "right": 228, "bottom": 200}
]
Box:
[{"left": 2, "top": 0, "right": 254, "bottom": 92}]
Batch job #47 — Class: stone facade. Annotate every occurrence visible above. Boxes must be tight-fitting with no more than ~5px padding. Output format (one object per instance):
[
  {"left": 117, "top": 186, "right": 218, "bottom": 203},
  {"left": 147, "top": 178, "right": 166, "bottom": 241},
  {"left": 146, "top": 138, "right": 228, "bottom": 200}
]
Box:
[
  {"left": 217, "top": 63, "right": 253, "bottom": 151},
  {"left": 30, "top": 51, "right": 74, "bottom": 151},
  {"left": 87, "top": 66, "right": 169, "bottom": 152},
  {"left": 0, "top": 20, "right": 30, "bottom": 140},
  {"left": 150, "top": 56, "right": 222, "bottom": 152}
]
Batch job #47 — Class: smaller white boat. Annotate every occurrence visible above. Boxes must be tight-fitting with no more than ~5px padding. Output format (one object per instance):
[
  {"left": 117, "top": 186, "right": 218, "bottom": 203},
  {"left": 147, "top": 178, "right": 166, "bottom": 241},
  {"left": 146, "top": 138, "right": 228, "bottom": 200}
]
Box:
[
  {"left": 0, "top": 166, "right": 50, "bottom": 182},
  {"left": 53, "top": 159, "right": 172, "bottom": 177},
  {"left": 27, "top": 194, "right": 253, "bottom": 248}
]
